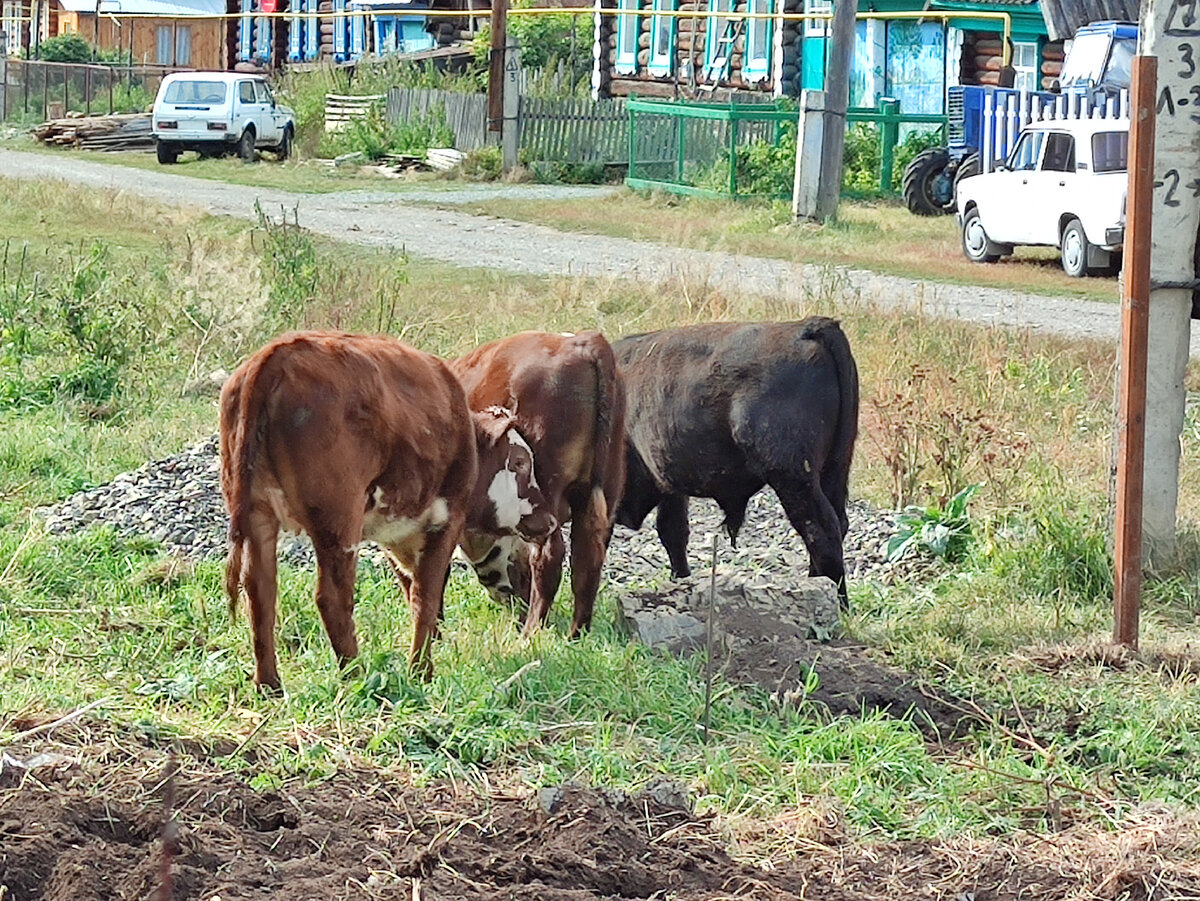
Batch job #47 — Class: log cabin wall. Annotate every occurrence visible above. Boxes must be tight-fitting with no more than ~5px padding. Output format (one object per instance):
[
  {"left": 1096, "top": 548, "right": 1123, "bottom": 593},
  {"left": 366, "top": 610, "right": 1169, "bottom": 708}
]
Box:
[
  {"left": 958, "top": 30, "right": 1062, "bottom": 91},
  {"left": 1039, "top": 38, "right": 1062, "bottom": 88},
  {"left": 597, "top": 0, "right": 801, "bottom": 99}
]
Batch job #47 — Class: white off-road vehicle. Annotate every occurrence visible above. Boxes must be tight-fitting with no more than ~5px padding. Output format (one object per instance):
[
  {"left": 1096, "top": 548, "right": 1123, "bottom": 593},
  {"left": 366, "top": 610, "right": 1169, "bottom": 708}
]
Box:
[
  {"left": 151, "top": 71, "right": 295, "bottom": 165},
  {"left": 955, "top": 117, "right": 1128, "bottom": 277}
]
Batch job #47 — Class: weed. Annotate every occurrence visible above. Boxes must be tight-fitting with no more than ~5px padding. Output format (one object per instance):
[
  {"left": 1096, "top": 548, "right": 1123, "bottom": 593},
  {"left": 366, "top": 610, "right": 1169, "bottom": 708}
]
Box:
[{"left": 888, "top": 484, "right": 980, "bottom": 563}]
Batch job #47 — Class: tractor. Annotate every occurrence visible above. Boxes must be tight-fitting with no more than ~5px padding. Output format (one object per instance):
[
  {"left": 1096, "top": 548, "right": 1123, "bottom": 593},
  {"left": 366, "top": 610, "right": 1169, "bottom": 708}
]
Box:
[{"left": 901, "top": 20, "right": 1138, "bottom": 216}]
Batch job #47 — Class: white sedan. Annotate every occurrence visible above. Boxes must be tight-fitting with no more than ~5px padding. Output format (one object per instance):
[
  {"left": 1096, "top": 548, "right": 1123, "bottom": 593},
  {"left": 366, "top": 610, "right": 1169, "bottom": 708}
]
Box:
[{"left": 956, "top": 118, "right": 1128, "bottom": 277}]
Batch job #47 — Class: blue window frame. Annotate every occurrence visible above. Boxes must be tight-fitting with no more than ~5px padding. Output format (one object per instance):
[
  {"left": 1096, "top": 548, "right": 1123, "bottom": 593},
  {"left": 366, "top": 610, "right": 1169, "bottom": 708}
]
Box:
[
  {"left": 743, "top": 0, "right": 771, "bottom": 82},
  {"left": 703, "top": 0, "right": 736, "bottom": 82},
  {"left": 648, "top": 0, "right": 675, "bottom": 76},
  {"left": 615, "top": 0, "right": 639, "bottom": 75}
]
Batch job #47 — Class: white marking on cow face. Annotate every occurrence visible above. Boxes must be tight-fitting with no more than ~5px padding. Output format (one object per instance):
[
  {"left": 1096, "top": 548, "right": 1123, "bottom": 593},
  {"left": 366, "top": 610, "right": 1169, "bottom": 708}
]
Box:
[
  {"left": 487, "top": 429, "right": 540, "bottom": 530},
  {"left": 463, "top": 534, "right": 529, "bottom": 602}
]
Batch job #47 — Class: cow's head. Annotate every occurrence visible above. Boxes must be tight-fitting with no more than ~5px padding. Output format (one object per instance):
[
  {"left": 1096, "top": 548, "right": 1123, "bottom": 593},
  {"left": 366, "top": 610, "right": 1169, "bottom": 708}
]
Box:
[
  {"left": 471, "top": 406, "right": 557, "bottom": 541},
  {"left": 458, "top": 533, "right": 533, "bottom": 603}
]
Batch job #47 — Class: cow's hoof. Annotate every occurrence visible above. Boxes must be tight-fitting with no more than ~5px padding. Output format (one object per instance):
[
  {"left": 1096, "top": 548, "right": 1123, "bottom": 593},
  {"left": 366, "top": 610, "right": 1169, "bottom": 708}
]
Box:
[{"left": 254, "top": 678, "right": 284, "bottom": 697}]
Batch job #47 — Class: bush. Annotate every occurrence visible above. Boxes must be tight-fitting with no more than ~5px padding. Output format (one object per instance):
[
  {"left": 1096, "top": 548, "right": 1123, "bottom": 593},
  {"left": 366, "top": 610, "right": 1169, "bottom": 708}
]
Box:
[
  {"left": 320, "top": 105, "right": 455, "bottom": 161},
  {"left": 462, "top": 145, "right": 502, "bottom": 181},
  {"left": 471, "top": 1, "right": 591, "bottom": 97},
  {"left": 36, "top": 34, "right": 94, "bottom": 63},
  {"left": 843, "top": 123, "right": 945, "bottom": 194}
]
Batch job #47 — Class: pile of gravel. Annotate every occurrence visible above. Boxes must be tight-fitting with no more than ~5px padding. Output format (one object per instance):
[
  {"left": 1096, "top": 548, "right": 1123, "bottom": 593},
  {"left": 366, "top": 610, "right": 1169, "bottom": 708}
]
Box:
[{"left": 37, "top": 438, "right": 921, "bottom": 586}]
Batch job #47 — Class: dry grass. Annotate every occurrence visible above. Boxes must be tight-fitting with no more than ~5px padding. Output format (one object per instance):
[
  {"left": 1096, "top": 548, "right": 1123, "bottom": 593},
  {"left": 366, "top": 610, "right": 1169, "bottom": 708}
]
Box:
[{"left": 443, "top": 191, "right": 1125, "bottom": 304}]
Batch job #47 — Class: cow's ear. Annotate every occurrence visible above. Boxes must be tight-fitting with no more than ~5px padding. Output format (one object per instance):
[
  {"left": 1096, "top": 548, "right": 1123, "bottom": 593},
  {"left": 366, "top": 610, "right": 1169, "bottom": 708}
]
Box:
[{"left": 472, "top": 405, "right": 516, "bottom": 447}]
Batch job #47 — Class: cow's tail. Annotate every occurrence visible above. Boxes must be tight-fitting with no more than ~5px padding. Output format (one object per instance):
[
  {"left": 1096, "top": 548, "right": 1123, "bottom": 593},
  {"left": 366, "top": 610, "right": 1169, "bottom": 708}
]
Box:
[
  {"left": 580, "top": 334, "right": 627, "bottom": 547},
  {"left": 801, "top": 317, "right": 859, "bottom": 535},
  {"left": 220, "top": 340, "right": 283, "bottom": 620}
]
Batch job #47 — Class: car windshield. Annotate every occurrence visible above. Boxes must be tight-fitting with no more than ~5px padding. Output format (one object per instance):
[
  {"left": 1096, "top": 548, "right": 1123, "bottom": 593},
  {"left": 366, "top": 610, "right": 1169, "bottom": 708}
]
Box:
[
  {"left": 1092, "top": 131, "right": 1128, "bottom": 172},
  {"left": 1059, "top": 32, "right": 1112, "bottom": 86},
  {"left": 162, "top": 80, "right": 227, "bottom": 105}
]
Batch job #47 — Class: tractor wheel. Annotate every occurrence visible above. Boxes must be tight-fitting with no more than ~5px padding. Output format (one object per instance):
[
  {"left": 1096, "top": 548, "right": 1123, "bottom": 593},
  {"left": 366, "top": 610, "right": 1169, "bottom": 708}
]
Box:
[
  {"left": 902, "top": 148, "right": 953, "bottom": 216},
  {"left": 952, "top": 152, "right": 980, "bottom": 205}
]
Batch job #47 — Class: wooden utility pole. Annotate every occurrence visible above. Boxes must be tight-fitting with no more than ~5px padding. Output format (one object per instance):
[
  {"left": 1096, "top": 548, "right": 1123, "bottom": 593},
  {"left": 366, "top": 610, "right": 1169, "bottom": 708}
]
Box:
[
  {"left": 1113, "top": 55, "right": 1156, "bottom": 650},
  {"left": 813, "top": 0, "right": 856, "bottom": 217},
  {"left": 486, "top": 0, "right": 508, "bottom": 135}
]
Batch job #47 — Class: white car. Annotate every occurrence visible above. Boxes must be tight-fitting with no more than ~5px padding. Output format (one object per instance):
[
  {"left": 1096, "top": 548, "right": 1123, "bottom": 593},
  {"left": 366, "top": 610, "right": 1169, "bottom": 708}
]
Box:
[
  {"left": 151, "top": 71, "right": 295, "bottom": 165},
  {"left": 956, "top": 118, "right": 1128, "bottom": 277}
]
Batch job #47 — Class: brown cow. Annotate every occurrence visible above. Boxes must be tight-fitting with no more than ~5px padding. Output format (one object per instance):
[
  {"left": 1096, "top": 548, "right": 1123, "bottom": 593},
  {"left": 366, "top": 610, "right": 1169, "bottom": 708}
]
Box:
[
  {"left": 450, "top": 331, "right": 626, "bottom": 636},
  {"left": 219, "top": 331, "right": 555, "bottom": 690}
]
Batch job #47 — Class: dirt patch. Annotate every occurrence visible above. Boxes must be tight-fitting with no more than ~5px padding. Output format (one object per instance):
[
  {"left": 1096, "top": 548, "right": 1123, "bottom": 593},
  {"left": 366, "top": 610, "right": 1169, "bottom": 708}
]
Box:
[
  {"left": 3, "top": 726, "right": 1200, "bottom": 901},
  {"left": 619, "top": 574, "right": 972, "bottom": 738}
]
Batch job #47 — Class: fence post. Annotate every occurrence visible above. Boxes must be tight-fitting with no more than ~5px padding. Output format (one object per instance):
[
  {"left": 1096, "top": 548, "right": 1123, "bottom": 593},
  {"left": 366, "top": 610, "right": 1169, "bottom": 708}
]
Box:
[
  {"left": 727, "top": 109, "right": 738, "bottom": 197},
  {"left": 878, "top": 97, "right": 898, "bottom": 193},
  {"left": 1, "top": 56, "right": 6, "bottom": 122}
]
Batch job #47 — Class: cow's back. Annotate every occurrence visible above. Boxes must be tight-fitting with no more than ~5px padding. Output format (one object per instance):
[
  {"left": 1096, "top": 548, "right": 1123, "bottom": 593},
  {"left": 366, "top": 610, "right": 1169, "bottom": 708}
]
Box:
[{"left": 614, "top": 318, "right": 857, "bottom": 496}]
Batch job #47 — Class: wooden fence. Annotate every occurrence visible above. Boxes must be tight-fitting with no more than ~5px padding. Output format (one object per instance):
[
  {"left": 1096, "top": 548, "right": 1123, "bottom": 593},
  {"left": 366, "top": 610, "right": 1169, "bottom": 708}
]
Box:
[
  {"left": 980, "top": 87, "right": 1130, "bottom": 173},
  {"left": 386, "top": 87, "right": 488, "bottom": 151},
  {"left": 324, "top": 93, "right": 384, "bottom": 132},
  {"left": 386, "top": 86, "right": 630, "bottom": 164}
]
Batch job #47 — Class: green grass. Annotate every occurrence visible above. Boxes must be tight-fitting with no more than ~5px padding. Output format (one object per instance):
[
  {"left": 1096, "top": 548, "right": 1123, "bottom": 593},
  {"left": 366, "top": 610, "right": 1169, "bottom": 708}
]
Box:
[{"left": 3, "top": 172, "right": 1200, "bottom": 847}]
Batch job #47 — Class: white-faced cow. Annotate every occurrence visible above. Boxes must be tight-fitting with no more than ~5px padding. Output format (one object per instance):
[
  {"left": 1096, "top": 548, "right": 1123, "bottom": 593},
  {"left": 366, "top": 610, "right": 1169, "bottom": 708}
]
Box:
[
  {"left": 612, "top": 318, "right": 859, "bottom": 606},
  {"left": 219, "top": 331, "right": 555, "bottom": 690},
  {"left": 450, "top": 331, "right": 626, "bottom": 636}
]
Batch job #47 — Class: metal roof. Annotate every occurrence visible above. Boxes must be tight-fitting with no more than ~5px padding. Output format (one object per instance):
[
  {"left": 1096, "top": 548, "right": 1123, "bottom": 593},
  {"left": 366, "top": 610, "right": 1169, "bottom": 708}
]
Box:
[
  {"left": 57, "top": 0, "right": 225, "bottom": 16},
  {"left": 1038, "top": 0, "right": 1139, "bottom": 40}
]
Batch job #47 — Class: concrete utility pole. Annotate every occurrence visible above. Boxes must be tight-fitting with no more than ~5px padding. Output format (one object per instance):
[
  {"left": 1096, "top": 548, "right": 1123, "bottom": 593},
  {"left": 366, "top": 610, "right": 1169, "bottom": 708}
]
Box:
[
  {"left": 792, "top": 0, "right": 856, "bottom": 220},
  {"left": 1132, "top": 0, "right": 1198, "bottom": 566}
]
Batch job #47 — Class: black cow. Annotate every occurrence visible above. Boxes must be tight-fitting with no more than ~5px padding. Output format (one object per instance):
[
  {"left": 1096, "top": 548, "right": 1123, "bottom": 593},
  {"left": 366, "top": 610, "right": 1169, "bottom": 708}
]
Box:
[{"left": 613, "top": 317, "right": 859, "bottom": 606}]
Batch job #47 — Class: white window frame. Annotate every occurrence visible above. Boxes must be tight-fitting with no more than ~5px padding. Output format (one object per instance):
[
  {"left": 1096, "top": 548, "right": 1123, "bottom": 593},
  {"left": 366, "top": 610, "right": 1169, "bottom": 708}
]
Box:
[
  {"left": 648, "top": 0, "right": 675, "bottom": 76},
  {"left": 1012, "top": 40, "right": 1038, "bottom": 93},
  {"left": 804, "top": 0, "right": 830, "bottom": 37},
  {"left": 1, "top": 1, "right": 21, "bottom": 57},
  {"left": 615, "top": 0, "right": 639, "bottom": 75},
  {"left": 743, "top": 0, "right": 771, "bottom": 82},
  {"left": 703, "top": 0, "right": 736, "bottom": 81}
]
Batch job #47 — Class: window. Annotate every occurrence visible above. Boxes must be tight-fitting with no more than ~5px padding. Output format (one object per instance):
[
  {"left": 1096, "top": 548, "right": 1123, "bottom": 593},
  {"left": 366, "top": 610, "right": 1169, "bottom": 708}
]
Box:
[
  {"left": 615, "top": 0, "right": 639, "bottom": 75},
  {"left": 743, "top": 0, "right": 771, "bottom": 82},
  {"left": 175, "top": 25, "right": 191, "bottom": 66},
  {"left": 648, "top": 0, "right": 674, "bottom": 76},
  {"left": 163, "top": 79, "right": 227, "bottom": 104},
  {"left": 703, "top": 0, "right": 736, "bottom": 81},
  {"left": 238, "top": 80, "right": 257, "bottom": 103},
  {"left": 1011, "top": 41, "right": 1038, "bottom": 93},
  {"left": 1092, "top": 131, "right": 1128, "bottom": 172},
  {"left": 1, "top": 1, "right": 20, "bottom": 56},
  {"left": 1041, "top": 132, "right": 1075, "bottom": 171},
  {"left": 254, "top": 80, "right": 273, "bottom": 104},
  {"left": 1008, "top": 131, "right": 1045, "bottom": 171},
  {"left": 804, "top": 0, "right": 830, "bottom": 38},
  {"left": 155, "top": 25, "right": 172, "bottom": 64}
]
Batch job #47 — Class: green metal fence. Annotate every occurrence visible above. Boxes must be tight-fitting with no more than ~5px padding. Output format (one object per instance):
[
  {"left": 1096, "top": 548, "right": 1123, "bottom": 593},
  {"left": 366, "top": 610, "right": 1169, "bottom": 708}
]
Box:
[{"left": 625, "top": 96, "right": 947, "bottom": 200}]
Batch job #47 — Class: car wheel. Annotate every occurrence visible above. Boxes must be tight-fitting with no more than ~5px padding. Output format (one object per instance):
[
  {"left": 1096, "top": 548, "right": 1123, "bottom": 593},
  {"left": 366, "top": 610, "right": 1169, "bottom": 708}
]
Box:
[
  {"left": 237, "top": 128, "right": 256, "bottom": 163},
  {"left": 961, "top": 207, "right": 1002, "bottom": 263},
  {"left": 155, "top": 141, "right": 180, "bottom": 165},
  {"left": 275, "top": 126, "right": 293, "bottom": 161},
  {"left": 902, "top": 147, "right": 953, "bottom": 216},
  {"left": 1060, "top": 218, "right": 1091, "bottom": 278}
]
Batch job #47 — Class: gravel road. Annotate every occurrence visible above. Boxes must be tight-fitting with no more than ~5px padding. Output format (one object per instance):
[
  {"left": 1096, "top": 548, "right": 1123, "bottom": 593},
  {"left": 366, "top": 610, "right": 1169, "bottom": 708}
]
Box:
[{"left": 4, "top": 148, "right": 1191, "bottom": 357}]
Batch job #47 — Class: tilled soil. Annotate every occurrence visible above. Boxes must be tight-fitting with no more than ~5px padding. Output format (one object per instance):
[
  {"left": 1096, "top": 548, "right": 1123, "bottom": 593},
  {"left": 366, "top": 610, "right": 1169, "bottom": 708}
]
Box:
[{"left": 3, "top": 725, "right": 1200, "bottom": 901}]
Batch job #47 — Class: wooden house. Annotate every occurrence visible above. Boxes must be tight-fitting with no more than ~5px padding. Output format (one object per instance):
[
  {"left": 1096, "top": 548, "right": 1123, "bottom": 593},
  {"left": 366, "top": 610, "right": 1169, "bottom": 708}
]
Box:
[
  {"left": 591, "top": 0, "right": 1064, "bottom": 113},
  {"left": 8, "top": 0, "right": 227, "bottom": 67}
]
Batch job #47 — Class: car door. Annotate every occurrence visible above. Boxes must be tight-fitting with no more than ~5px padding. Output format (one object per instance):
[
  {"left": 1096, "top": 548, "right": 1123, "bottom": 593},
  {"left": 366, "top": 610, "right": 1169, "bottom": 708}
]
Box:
[
  {"left": 254, "top": 80, "right": 283, "bottom": 144},
  {"left": 1023, "top": 131, "right": 1077, "bottom": 247},
  {"left": 992, "top": 130, "right": 1047, "bottom": 244},
  {"left": 235, "top": 79, "right": 265, "bottom": 142},
  {"left": 975, "top": 131, "right": 1043, "bottom": 243}
]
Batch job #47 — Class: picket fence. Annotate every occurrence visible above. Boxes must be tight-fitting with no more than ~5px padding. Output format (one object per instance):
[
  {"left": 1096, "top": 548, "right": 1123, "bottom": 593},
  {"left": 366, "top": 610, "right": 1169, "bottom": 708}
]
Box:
[
  {"left": 980, "top": 88, "right": 1131, "bottom": 173},
  {"left": 385, "top": 86, "right": 629, "bottom": 164}
]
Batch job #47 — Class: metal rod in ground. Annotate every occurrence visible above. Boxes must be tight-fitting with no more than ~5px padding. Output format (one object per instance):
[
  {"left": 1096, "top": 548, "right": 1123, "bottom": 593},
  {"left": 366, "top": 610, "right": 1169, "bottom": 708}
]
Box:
[
  {"left": 702, "top": 532, "right": 717, "bottom": 744},
  {"left": 157, "top": 754, "right": 179, "bottom": 901}
]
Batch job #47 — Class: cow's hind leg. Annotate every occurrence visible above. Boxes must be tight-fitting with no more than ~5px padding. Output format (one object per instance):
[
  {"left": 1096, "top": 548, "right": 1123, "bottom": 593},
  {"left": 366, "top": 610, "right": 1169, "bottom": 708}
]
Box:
[
  {"left": 243, "top": 509, "right": 282, "bottom": 693},
  {"left": 311, "top": 529, "right": 361, "bottom": 670},
  {"left": 524, "top": 528, "right": 565, "bottom": 635},
  {"left": 567, "top": 487, "right": 611, "bottom": 636},
  {"left": 655, "top": 494, "right": 691, "bottom": 578},
  {"left": 770, "top": 477, "right": 849, "bottom": 610},
  {"left": 404, "top": 523, "right": 460, "bottom": 681}
]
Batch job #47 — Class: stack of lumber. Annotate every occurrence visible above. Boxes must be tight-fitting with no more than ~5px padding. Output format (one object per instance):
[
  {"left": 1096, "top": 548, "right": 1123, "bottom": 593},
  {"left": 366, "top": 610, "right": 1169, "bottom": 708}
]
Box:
[{"left": 33, "top": 113, "right": 154, "bottom": 152}]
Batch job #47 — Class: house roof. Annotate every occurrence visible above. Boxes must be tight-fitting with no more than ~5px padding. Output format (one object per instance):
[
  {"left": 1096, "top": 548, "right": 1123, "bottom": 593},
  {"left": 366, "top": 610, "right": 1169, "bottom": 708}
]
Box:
[
  {"left": 58, "top": 0, "right": 225, "bottom": 16},
  {"left": 1037, "top": 0, "right": 1137, "bottom": 40}
]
